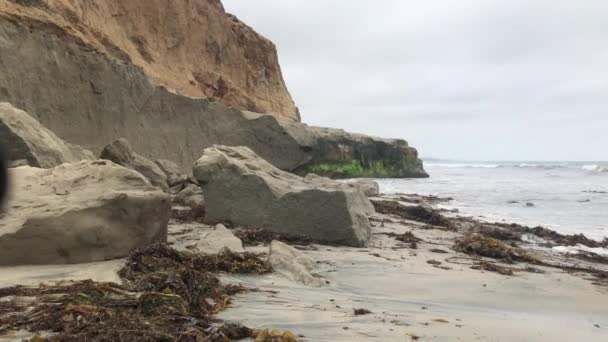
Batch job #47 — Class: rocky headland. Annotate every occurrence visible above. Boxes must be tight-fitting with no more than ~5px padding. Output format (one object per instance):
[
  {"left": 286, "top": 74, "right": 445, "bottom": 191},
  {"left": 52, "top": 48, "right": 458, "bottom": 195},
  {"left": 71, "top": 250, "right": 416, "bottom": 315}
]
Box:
[{"left": 0, "top": 0, "right": 605, "bottom": 341}]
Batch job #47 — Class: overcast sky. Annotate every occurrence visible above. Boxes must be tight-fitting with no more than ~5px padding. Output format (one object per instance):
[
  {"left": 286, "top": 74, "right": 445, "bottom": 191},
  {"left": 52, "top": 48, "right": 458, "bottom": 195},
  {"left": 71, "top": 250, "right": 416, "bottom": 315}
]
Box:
[{"left": 223, "top": 0, "right": 608, "bottom": 161}]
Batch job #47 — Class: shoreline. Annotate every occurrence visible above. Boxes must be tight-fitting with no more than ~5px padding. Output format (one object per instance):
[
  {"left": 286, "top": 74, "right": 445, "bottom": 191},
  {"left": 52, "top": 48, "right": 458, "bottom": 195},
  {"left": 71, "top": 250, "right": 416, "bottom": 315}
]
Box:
[{"left": 1, "top": 192, "right": 607, "bottom": 341}]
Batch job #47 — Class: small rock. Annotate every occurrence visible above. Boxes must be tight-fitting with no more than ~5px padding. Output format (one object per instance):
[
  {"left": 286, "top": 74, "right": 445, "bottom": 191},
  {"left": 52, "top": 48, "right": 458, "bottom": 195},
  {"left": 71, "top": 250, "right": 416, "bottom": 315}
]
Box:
[
  {"left": 101, "top": 138, "right": 169, "bottom": 191},
  {"left": 195, "top": 224, "right": 244, "bottom": 254},
  {"left": 267, "top": 240, "right": 326, "bottom": 287}
]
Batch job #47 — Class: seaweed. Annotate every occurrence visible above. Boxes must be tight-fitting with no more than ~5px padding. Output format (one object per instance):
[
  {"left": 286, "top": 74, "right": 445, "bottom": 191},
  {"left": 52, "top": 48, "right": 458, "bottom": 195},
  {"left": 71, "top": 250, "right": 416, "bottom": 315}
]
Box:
[
  {"left": 233, "top": 227, "right": 315, "bottom": 247},
  {"left": 385, "top": 231, "right": 422, "bottom": 249},
  {"left": 353, "top": 308, "right": 373, "bottom": 316},
  {"left": 471, "top": 261, "right": 515, "bottom": 276},
  {"left": 372, "top": 200, "right": 454, "bottom": 229},
  {"left": 453, "top": 233, "right": 538, "bottom": 264},
  {"left": 0, "top": 244, "right": 274, "bottom": 341}
]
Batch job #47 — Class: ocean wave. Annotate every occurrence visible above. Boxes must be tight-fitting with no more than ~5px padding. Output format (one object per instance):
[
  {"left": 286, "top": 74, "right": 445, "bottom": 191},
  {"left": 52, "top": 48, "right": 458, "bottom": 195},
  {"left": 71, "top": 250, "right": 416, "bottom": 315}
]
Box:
[
  {"left": 553, "top": 245, "right": 608, "bottom": 257},
  {"left": 426, "top": 162, "right": 608, "bottom": 172},
  {"left": 581, "top": 164, "right": 608, "bottom": 173},
  {"left": 425, "top": 163, "right": 499, "bottom": 168}
]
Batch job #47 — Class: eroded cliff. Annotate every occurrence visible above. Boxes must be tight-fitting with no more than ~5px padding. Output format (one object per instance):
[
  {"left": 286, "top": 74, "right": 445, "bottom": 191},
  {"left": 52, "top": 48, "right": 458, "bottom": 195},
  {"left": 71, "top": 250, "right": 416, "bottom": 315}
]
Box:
[
  {"left": 0, "top": 0, "right": 427, "bottom": 178},
  {"left": 0, "top": 0, "right": 299, "bottom": 121}
]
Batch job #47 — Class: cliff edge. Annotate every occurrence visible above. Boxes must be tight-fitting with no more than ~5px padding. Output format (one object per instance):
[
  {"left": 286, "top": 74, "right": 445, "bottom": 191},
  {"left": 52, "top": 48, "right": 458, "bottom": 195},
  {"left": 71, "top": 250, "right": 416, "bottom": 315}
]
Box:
[{"left": 0, "top": 0, "right": 299, "bottom": 121}]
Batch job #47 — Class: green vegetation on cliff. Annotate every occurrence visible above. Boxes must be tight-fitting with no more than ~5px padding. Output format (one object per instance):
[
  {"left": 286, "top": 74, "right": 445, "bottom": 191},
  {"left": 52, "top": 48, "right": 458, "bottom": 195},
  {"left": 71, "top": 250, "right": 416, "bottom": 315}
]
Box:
[{"left": 297, "top": 160, "right": 407, "bottom": 179}]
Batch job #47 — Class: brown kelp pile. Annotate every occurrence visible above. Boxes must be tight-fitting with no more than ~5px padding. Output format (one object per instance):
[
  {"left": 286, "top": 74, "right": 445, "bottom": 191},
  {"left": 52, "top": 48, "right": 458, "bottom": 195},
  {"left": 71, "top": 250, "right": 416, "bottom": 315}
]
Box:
[
  {"left": 371, "top": 200, "right": 454, "bottom": 229},
  {"left": 453, "top": 233, "right": 538, "bottom": 264},
  {"left": 0, "top": 244, "right": 273, "bottom": 341}
]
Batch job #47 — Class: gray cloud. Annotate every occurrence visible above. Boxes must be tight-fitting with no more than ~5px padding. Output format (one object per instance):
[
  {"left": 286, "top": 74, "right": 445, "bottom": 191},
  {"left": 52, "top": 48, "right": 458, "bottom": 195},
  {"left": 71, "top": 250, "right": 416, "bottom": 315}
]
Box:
[{"left": 223, "top": 0, "right": 608, "bottom": 161}]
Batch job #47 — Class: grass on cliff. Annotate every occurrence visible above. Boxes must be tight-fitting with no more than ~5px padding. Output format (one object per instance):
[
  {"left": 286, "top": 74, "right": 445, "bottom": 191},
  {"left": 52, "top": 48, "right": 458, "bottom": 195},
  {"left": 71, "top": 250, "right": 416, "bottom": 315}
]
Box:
[{"left": 298, "top": 160, "right": 404, "bottom": 178}]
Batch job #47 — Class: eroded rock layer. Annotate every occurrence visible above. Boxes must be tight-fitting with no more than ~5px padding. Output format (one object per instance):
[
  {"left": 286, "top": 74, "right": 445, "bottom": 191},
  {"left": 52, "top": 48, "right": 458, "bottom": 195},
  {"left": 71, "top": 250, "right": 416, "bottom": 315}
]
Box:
[{"left": 0, "top": 0, "right": 298, "bottom": 121}]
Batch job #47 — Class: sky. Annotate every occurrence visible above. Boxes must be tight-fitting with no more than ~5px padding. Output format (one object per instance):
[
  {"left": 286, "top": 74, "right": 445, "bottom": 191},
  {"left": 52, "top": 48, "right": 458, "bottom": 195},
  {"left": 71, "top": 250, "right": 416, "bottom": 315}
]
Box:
[{"left": 223, "top": 0, "right": 608, "bottom": 161}]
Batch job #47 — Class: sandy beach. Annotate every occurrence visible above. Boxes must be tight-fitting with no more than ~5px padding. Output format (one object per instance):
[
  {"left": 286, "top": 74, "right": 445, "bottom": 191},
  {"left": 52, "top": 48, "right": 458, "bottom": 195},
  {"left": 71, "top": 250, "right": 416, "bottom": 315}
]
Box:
[{"left": 2, "top": 194, "right": 606, "bottom": 341}]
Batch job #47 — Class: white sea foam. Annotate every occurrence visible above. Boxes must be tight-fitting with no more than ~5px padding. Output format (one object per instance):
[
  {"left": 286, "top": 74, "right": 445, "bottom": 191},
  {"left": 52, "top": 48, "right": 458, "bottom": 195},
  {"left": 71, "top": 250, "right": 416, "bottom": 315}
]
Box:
[
  {"left": 425, "top": 163, "right": 500, "bottom": 168},
  {"left": 581, "top": 164, "right": 608, "bottom": 173},
  {"left": 553, "top": 245, "right": 608, "bottom": 256}
]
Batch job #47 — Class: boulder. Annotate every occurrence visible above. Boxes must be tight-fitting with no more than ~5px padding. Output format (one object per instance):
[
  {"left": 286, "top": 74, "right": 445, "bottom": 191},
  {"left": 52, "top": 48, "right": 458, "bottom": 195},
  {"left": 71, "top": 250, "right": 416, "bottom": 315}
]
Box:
[
  {"left": 305, "top": 174, "right": 380, "bottom": 197},
  {"left": 0, "top": 102, "right": 93, "bottom": 168},
  {"left": 100, "top": 138, "right": 169, "bottom": 191},
  {"left": 0, "top": 160, "right": 171, "bottom": 266},
  {"left": 193, "top": 145, "right": 373, "bottom": 247},
  {"left": 268, "top": 241, "right": 326, "bottom": 287},
  {"left": 174, "top": 184, "right": 205, "bottom": 209},
  {"left": 155, "top": 159, "right": 188, "bottom": 187},
  {"left": 350, "top": 179, "right": 381, "bottom": 197},
  {"left": 194, "top": 224, "right": 245, "bottom": 255}
]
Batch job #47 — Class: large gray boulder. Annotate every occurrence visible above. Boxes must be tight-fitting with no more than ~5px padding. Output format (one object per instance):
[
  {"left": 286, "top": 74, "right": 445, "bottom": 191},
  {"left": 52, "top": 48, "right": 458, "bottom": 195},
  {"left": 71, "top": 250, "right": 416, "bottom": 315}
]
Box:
[
  {"left": 100, "top": 138, "right": 169, "bottom": 191},
  {"left": 193, "top": 146, "right": 373, "bottom": 247},
  {"left": 0, "top": 160, "right": 171, "bottom": 265},
  {"left": 0, "top": 102, "right": 94, "bottom": 168}
]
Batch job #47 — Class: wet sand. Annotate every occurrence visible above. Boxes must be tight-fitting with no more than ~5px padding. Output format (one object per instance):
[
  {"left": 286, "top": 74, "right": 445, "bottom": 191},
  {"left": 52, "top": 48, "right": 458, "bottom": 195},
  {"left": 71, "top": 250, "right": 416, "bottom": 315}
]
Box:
[{"left": 218, "top": 216, "right": 608, "bottom": 341}]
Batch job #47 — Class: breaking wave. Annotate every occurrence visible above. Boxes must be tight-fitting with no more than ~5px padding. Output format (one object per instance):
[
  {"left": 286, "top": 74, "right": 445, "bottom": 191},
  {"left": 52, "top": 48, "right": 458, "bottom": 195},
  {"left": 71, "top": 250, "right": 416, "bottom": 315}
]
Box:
[
  {"left": 425, "top": 161, "right": 608, "bottom": 173},
  {"left": 581, "top": 164, "right": 608, "bottom": 173}
]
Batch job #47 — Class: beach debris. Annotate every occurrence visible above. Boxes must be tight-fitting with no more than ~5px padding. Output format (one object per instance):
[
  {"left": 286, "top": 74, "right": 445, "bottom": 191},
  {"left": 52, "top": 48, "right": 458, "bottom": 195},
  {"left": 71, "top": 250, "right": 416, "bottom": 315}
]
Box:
[
  {"left": 353, "top": 308, "right": 373, "bottom": 316},
  {"left": 473, "top": 225, "right": 522, "bottom": 242},
  {"left": 407, "top": 332, "right": 421, "bottom": 340},
  {"left": 0, "top": 244, "right": 276, "bottom": 340},
  {"left": 385, "top": 231, "right": 423, "bottom": 249},
  {"left": 497, "top": 223, "right": 608, "bottom": 248},
  {"left": 471, "top": 261, "right": 515, "bottom": 276},
  {"left": 427, "top": 260, "right": 442, "bottom": 266},
  {"left": 254, "top": 329, "right": 298, "bottom": 342},
  {"left": 432, "top": 318, "right": 450, "bottom": 323},
  {"left": 453, "top": 233, "right": 538, "bottom": 263},
  {"left": 234, "top": 227, "right": 315, "bottom": 247},
  {"left": 371, "top": 199, "right": 454, "bottom": 229},
  {"left": 430, "top": 248, "right": 449, "bottom": 254}
]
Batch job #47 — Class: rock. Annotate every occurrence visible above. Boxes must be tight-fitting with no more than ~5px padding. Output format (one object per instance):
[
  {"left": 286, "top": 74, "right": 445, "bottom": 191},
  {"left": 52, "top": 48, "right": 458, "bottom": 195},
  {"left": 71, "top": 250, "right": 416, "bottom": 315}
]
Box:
[
  {"left": 288, "top": 125, "right": 429, "bottom": 178},
  {"left": 174, "top": 184, "right": 206, "bottom": 218},
  {"left": 0, "top": 160, "right": 171, "bottom": 266},
  {"left": 101, "top": 138, "right": 169, "bottom": 191},
  {"left": 155, "top": 159, "right": 188, "bottom": 187},
  {"left": 0, "top": 102, "right": 93, "bottom": 168},
  {"left": 350, "top": 179, "right": 381, "bottom": 197},
  {"left": 174, "top": 184, "right": 205, "bottom": 207},
  {"left": 194, "top": 224, "right": 245, "bottom": 254},
  {"left": 193, "top": 145, "right": 372, "bottom": 247},
  {"left": 0, "top": 14, "right": 426, "bottom": 179},
  {"left": 307, "top": 175, "right": 380, "bottom": 197},
  {"left": 268, "top": 241, "right": 326, "bottom": 287}
]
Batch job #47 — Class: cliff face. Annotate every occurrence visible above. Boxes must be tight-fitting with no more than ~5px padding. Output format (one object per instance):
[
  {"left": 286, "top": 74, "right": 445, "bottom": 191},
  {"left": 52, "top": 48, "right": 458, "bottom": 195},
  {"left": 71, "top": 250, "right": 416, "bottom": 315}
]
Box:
[
  {"left": 0, "top": 0, "right": 427, "bottom": 178},
  {"left": 0, "top": 0, "right": 299, "bottom": 122}
]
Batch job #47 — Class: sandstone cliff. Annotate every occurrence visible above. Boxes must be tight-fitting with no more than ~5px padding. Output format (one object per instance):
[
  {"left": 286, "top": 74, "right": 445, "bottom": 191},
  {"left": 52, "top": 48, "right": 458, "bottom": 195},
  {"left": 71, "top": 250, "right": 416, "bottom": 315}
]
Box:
[
  {"left": 0, "top": 0, "right": 299, "bottom": 121},
  {"left": 0, "top": 0, "right": 427, "bottom": 178}
]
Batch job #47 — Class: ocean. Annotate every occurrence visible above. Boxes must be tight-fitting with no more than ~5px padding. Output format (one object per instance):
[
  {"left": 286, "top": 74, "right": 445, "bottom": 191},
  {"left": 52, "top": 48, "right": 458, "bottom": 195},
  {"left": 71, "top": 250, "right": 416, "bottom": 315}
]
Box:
[{"left": 377, "top": 161, "right": 608, "bottom": 241}]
